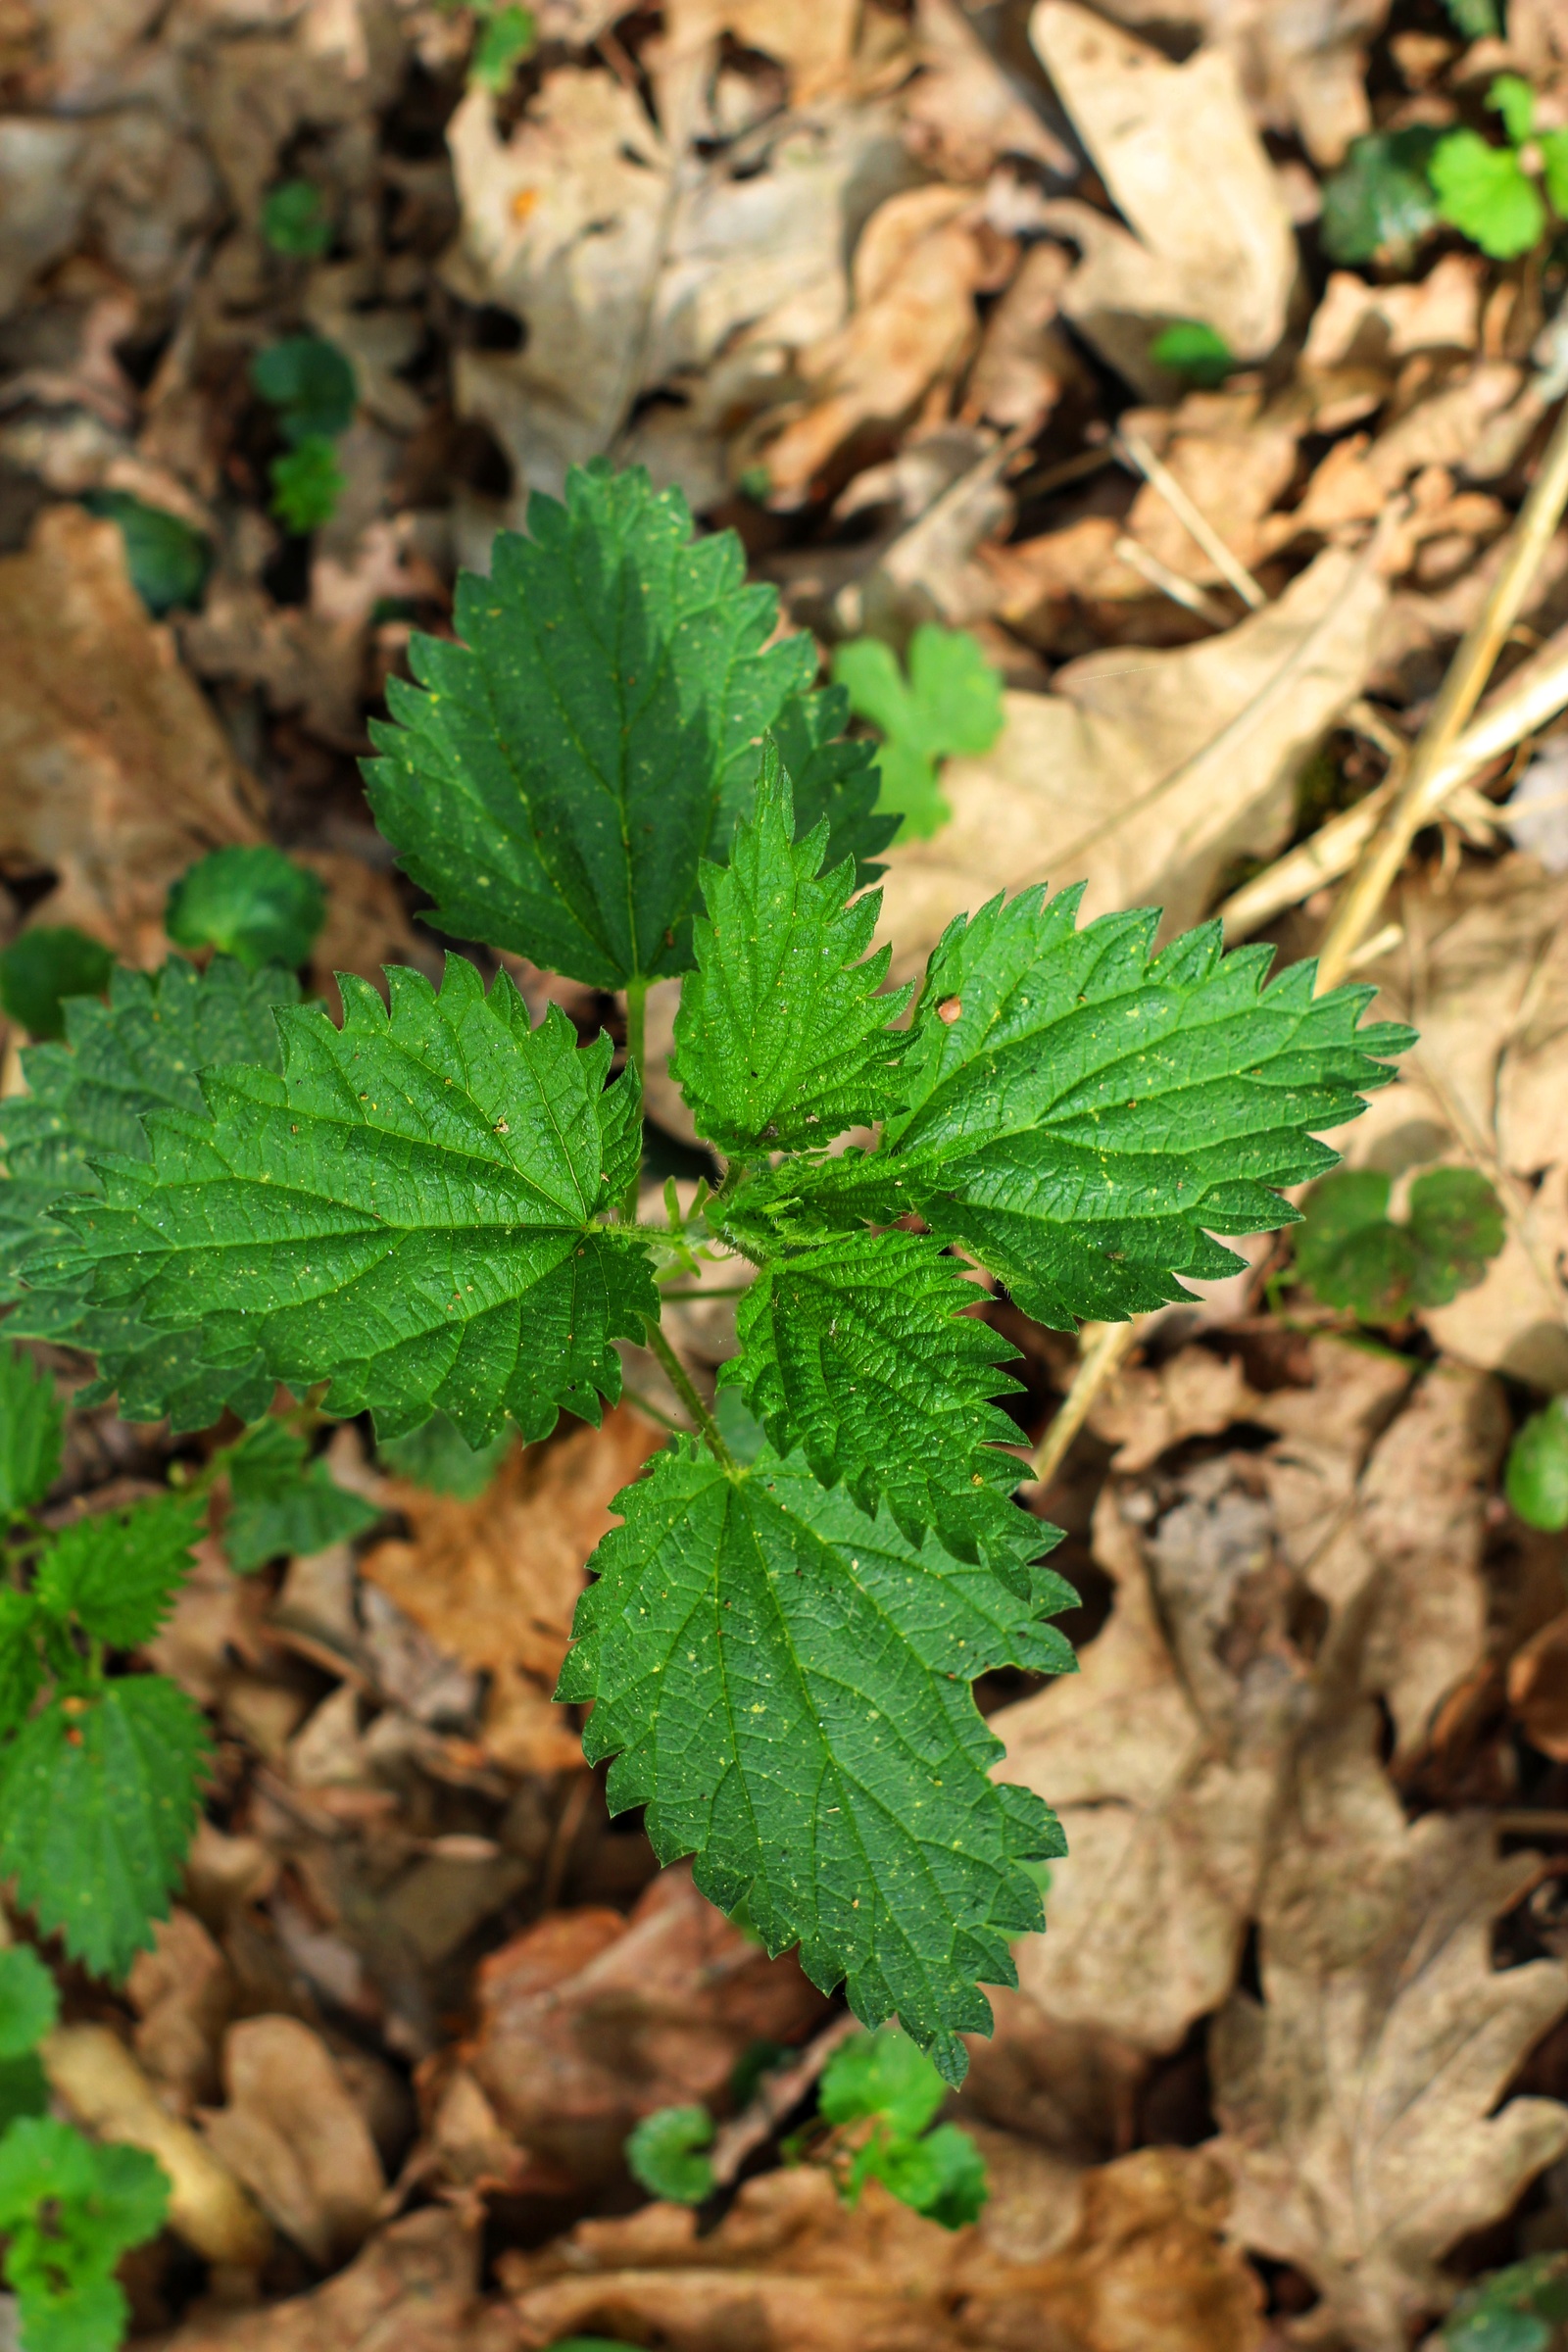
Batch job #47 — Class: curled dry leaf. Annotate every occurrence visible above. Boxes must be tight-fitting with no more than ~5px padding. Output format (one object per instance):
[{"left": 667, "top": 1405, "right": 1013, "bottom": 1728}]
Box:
[
  {"left": 467, "top": 1864, "right": 829, "bottom": 2186},
  {"left": 161, "top": 2203, "right": 496, "bottom": 2352},
  {"left": 200, "top": 2015, "right": 385, "bottom": 2269},
  {"left": 962, "top": 241, "right": 1092, "bottom": 438},
  {"left": 361, "top": 1405, "right": 662, "bottom": 1773},
  {"left": 1028, "top": 0, "right": 1296, "bottom": 393},
  {"left": 877, "top": 537, "right": 1388, "bottom": 975},
  {"left": 44, "top": 2022, "right": 273, "bottom": 2269},
  {"left": 1210, "top": 1704, "right": 1568, "bottom": 2348},
  {"left": 1096, "top": 0, "right": 1391, "bottom": 168},
  {"left": 905, "top": 0, "right": 1073, "bottom": 185},
  {"left": 503, "top": 2140, "right": 1262, "bottom": 2352},
  {"left": 1508, "top": 1611, "right": 1568, "bottom": 1762},
  {"left": 0, "top": 506, "right": 261, "bottom": 966}
]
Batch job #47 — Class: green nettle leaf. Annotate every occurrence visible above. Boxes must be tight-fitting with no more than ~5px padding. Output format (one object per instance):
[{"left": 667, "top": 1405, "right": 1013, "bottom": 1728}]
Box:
[
  {"left": 166, "top": 846, "right": 327, "bottom": 973},
  {"left": 377, "top": 1409, "right": 515, "bottom": 1498},
  {"left": 1506, "top": 1396, "right": 1568, "bottom": 1535},
  {"left": 79, "top": 491, "right": 210, "bottom": 619},
  {"left": 0, "top": 1345, "right": 64, "bottom": 1518},
  {"left": 365, "top": 462, "right": 892, "bottom": 989},
  {"left": 819, "top": 2027, "right": 947, "bottom": 2139},
  {"left": 0, "top": 1591, "right": 42, "bottom": 1736},
  {"left": 0, "top": 1677, "right": 211, "bottom": 1979},
  {"left": 1294, "top": 1165, "right": 1504, "bottom": 1320},
  {"left": 34, "top": 1495, "right": 203, "bottom": 1649},
  {"left": 832, "top": 625, "right": 1004, "bottom": 841},
  {"left": 0, "top": 1945, "right": 60, "bottom": 2060},
  {"left": 670, "top": 753, "right": 912, "bottom": 1155},
  {"left": 623, "top": 2104, "right": 715, "bottom": 2205},
  {"left": 0, "top": 2117, "right": 170, "bottom": 2352},
  {"left": 57, "top": 957, "right": 655, "bottom": 1445},
  {"left": 736, "top": 890, "right": 1412, "bottom": 1330},
  {"left": 1, "top": 955, "right": 299, "bottom": 1429},
  {"left": 220, "top": 1416, "right": 379, "bottom": 1571},
  {"left": 1319, "top": 127, "right": 1441, "bottom": 263},
  {"left": 269, "top": 434, "right": 344, "bottom": 534},
  {"left": 724, "top": 1230, "right": 1027, "bottom": 1564},
  {"left": 560, "top": 1441, "right": 1075, "bottom": 2080},
  {"left": 0, "top": 928, "right": 115, "bottom": 1043},
  {"left": 1430, "top": 129, "right": 1545, "bottom": 259}
]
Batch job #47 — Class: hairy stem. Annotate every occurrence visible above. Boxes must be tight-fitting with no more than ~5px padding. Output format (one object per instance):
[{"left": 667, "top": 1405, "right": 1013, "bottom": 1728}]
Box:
[
  {"left": 643, "top": 1314, "right": 735, "bottom": 1468},
  {"left": 622, "top": 977, "right": 648, "bottom": 1226}
]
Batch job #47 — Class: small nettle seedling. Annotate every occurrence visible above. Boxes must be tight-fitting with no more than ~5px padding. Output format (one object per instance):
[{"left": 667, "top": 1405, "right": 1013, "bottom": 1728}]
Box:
[
  {"left": 0, "top": 1945, "right": 171, "bottom": 2352},
  {"left": 249, "top": 336, "right": 357, "bottom": 534},
  {"left": 1323, "top": 72, "right": 1568, "bottom": 265},
  {"left": 0, "top": 463, "right": 1410, "bottom": 2076},
  {"left": 1292, "top": 1165, "right": 1504, "bottom": 1323},
  {"left": 831, "top": 623, "right": 1004, "bottom": 841}
]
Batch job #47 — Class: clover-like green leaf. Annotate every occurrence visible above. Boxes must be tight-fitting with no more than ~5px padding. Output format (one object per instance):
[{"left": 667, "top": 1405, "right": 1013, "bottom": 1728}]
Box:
[
  {"left": 624, "top": 2105, "right": 715, "bottom": 2205},
  {"left": 166, "top": 846, "right": 326, "bottom": 972},
  {"left": 365, "top": 462, "right": 889, "bottom": 989},
  {"left": 1430, "top": 127, "right": 1545, "bottom": 258},
  {"left": 559, "top": 1440, "right": 1076, "bottom": 2082},
  {"left": 0, "top": 1345, "right": 63, "bottom": 1520},
  {"left": 671, "top": 748, "right": 911, "bottom": 1155},
  {"left": 1, "top": 956, "right": 298, "bottom": 1429},
  {"left": 250, "top": 336, "right": 357, "bottom": 442},
  {"left": 0, "top": 1678, "right": 211, "bottom": 1980},
  {"left": 54, "top": 956, "right": 655, "bottom": 1445},
  {"left": 833, "top": 625, "right": 1003, "bottom": 841},
  {"left": 739, "top": 890, "right": 1412, "bottom": 1330}
]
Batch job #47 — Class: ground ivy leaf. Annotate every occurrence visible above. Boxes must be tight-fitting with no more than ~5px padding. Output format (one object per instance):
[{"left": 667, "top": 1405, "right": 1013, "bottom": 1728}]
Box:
[
  {"left": 559, "top": 1441, "right": 1076, "bottom": 2082},
  {"left": 741, "top": 889, "right": 1412, "bottom": 1328},
  {"left": 670, "top": 747, "right": 911, "bottom": 1154},
  {"left": 723, "top": 1229, "right": 1030, "bottom": 1567},
  {"left": 55, "top": 956, "right": 655, "bottom": 1446},
  {"left": 364, "top": 461, "right": 881, "bottom": 986},
  {"left": 0, "top": 1679, "right": 211, "bottom": 1980},
  {"left": 0, "top": 1344, "right": 63, "bottom": 1518},
  {"left": 35, "top": 1495, "right": 204, "bottom": 1650},
  {"left": 1, "top": 956, "right": 298, "bottom": 1430}
]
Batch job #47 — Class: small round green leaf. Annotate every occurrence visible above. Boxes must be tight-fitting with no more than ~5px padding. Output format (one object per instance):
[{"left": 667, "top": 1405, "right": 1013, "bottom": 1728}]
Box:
[
  {"left": 167, "top": 847, "right": 326, "bottom": 972},
  {"left": 1149, "top": 319, "right": 1234, "bottom": 387},
  {"left": 1320, "top": 128, "right": 1441, "bottom": 263},
  {"left": 261, "top": 178, "right": 333, "bottom": 259},
  {"left": 624, "top": 2104, "right": 714, "bottom": 2205},
  {"left": 1506, "top": 1396, "right": 1568, "bottom": 1533},
  {"left": 1405, "top": 1166, "right": 1506, "bottom": 1305},
  {"left": 80, "top": 491, "right": 210, "bottom": 617},
  {"left": 471, "top": 3, "right": 536, "bottom": 89},
  {"left": 1430, "top": 129, "right": 1545, "bottom": 259},
  {"left": 250, "top": 335, "right": 357, "bottom": 442},
  {"left": 0, "top": 927, "right": 115, "bottom": 1042}
]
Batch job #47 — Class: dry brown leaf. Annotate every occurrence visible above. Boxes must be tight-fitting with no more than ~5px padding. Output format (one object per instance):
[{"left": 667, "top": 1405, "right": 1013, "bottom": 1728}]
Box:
[
  {"left": 296, "top": 848, "right": 438, "bottom": 1017},
  {"left": 759, "top": 183, "right": 1002, "bottom": 505},
  {"left": 200, "top": 2015, "right": 385, "bottom": 2268},
  {"left": 141, "top": 1533, "right": 274, "bottom": 1712},
  {"left": 1302, "top": 257, "right": 1486, "bottom": 371},
  {"left": 1096, "top": 0, "right": 1391, "bottom": 167},
  {"left": 1087, "top": 1344, "right": 1263, "bottom": 1476},
  {"left": 0, "top": 506, "right": 261, "bottom": 964},
  {"left": 905, "top": 0, "right": 1073, "bottom": 182},
  {"left": 670, "top": 0, "right": 861, "bottom": 103},
  {"left": 44, "top": 2023, "right": 272, "bottom": 2269},
  {"left": 468, "top": 1865, "right": 829, "bottom": 2185},
  {"left": 877, "top": 538, "right": 1389, "bottom": 975},
  {"left": 993, "top": 1466, "right": 1310, "bottom": 2053},
  {"left": 502, "top": 2141, "right": 1262, "bottom": 2352},
  {"left": 160, "top": 2204, "right": 498, "bottom": 2352},
  {"left": 124, "top": 1906, "right": 233, "bottom": 2113},
  {"left": 1328, "top": 857, "right": 1568, "bottom": 1390},
  {"left": 1508, "top": 1610, "right": 1568, "bottom": 1761},
  {"left": 1028, "top": 2, "right": 1296, "bottom": 392},
  {"left": 956, "top": 1984, "right": 1148, "bottom": 2163},
  {"left": 962, "top": 241, "right": 1089, "bottom": 436},
  {"left": 360, "top": 1405, "right": 662, "bottom": 1773},
  {"left": 1210, "top": 1703, "right": 1568, "bottom": 2347}
]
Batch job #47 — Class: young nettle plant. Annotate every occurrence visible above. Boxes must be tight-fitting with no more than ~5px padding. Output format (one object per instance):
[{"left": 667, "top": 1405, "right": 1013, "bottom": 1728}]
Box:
[{"left": 2, "top": 465, "right": 1410, "bottom": 2078}]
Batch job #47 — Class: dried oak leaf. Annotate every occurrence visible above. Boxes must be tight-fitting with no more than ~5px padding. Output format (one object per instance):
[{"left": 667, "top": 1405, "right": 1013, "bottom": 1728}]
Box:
[
  {"left": 468, "top": 1864, "right": 829, "bottom": 2187},
  {"left": 199, "top": 2015, "right": 385, "bottom": 2269},
  {"left": 160, "top": 2203, "right": 503, "bottom": 2352},
  {"left": 993, "top": 1463, "right": 1311, "bottom": 2054},
  {"left": 0, "top": 506, "right": 261, "bottom": 964},
  {"left": 361, "top": 1404, "right": 662, "bottom": 1774},
  {"left": 503, "top": 2141, "right": 1262, "bottom": 2352},
  {"left": 1210, "top": 1704, "right": 1568, "bottom": 2348}
]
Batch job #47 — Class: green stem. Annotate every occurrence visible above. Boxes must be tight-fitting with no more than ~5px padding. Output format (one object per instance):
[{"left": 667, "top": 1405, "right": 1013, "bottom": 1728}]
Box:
[
  {"left": 643, "top": 1315, "right": 734, "bottom": 1468},
  {"left": 622, "top": 976, "right": 648, "bottom": 1226}
]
